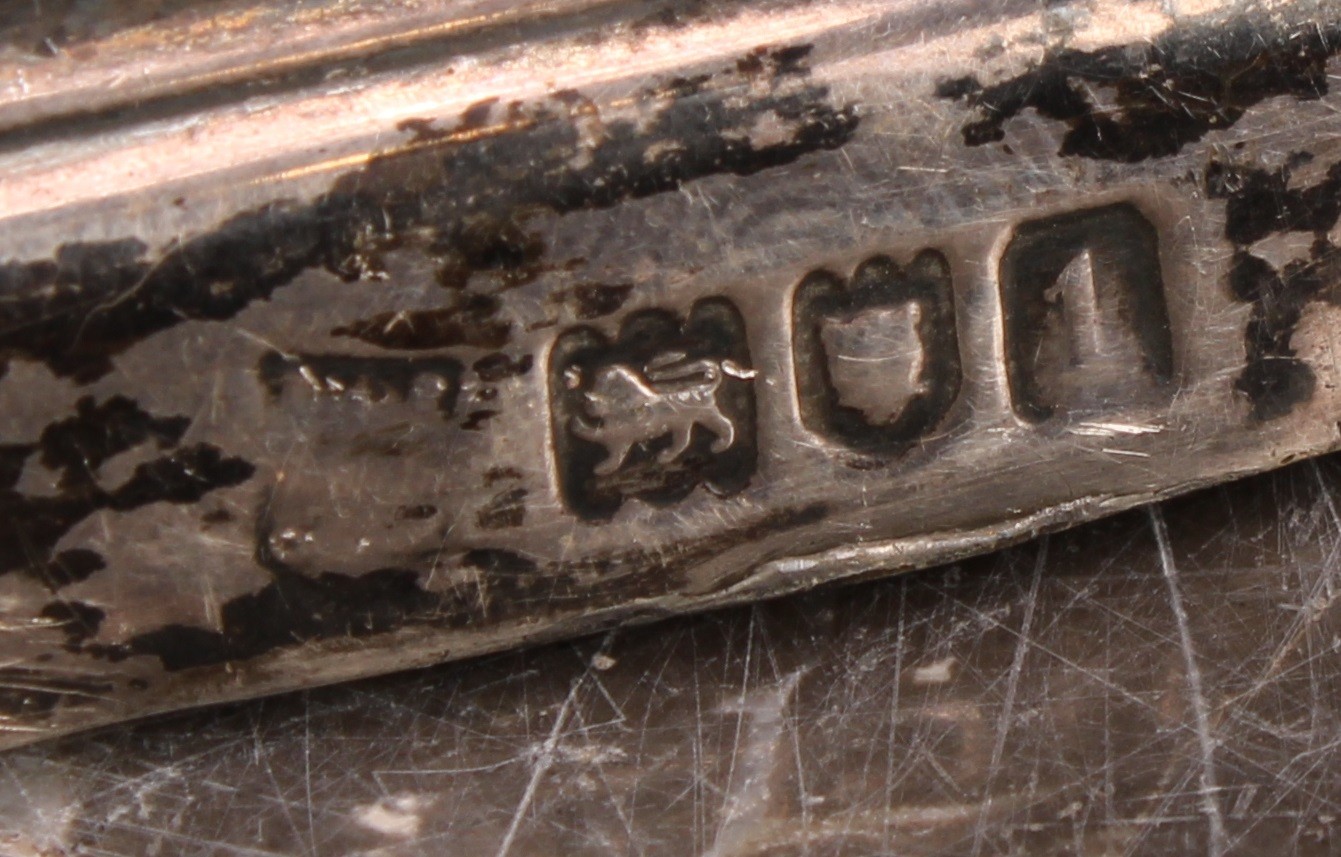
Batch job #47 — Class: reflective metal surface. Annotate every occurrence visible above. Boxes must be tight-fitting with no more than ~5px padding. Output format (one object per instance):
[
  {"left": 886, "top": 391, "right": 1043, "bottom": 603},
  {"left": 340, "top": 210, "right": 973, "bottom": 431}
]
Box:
[
  {"left": 14, "top": 0, "right": 1341, "bottom": 852},
  {"left": 7, "top": 459, "right": 1341, "bottom": 855},
  {"left": 6, "top": 0, "right": 1341, "bottom": 766}
]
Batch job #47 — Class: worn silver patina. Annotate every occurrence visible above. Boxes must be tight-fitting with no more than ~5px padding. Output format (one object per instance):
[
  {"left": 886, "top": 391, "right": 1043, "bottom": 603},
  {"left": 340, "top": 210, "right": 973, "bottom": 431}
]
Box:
[{"left": 3, "top": 0, "right": 1341, "bottom": 749}]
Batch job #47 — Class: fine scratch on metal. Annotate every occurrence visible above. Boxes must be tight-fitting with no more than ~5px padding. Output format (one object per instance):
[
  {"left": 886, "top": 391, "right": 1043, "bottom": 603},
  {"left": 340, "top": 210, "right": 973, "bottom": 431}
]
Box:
[
  {"left": 8, "top": 0, "right": 1341, "bottom": 753},
  {"left": 1149, "top": 504, "right": 1228, "bottom": 857},
  {"left": 495, "top": 634, "right": 613, "bottom": 857},
  {"left": 970, "top": 535, "right": 1046, "bottom": 857},
  {"left": 9, "top": 459, "right": 1341, "bottom": 852},
  {"left": 11, "top": 1, "right": 1341, "bottom": 852}
]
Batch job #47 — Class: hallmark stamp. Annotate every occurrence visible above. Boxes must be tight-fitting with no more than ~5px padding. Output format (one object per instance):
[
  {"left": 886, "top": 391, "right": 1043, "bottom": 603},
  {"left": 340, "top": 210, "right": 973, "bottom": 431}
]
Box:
[
  {"left": 550, "top": 299, "right": 756, "bottom": 518},
  {"left": 569, "top": 354, "right": 752, "bottom": 475},
  {"left": 258, "top": 351, "right": 463, "bottom": 414},
  {"left": 792, "top": 250, "right": 961, "bottom": 451},
  {"left": 254, "top": 351, "right": 467, "bottom": 575},
  {"left": 999, "top": 203, "right": 1173, "bottom": 421}
]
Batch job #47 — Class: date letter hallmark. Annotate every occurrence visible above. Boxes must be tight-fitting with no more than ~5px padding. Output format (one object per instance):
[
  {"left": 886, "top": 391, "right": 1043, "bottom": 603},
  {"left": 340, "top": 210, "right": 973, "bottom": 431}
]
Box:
[
  {"left": 550, "top": 298, "right": 757, "bottom": 519},
  {"left": 999, "top": 203, "right": 1174, "bottom": 421}
]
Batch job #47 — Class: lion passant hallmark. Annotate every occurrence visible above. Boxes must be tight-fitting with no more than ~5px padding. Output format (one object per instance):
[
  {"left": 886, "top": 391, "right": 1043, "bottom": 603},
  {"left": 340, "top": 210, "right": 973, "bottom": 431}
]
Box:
[
  {"left": 565, "top": 352, "right": 756, "bottom": 475},
  {"left": 549, "top": 298, "right": 758, "bottom": 518}
]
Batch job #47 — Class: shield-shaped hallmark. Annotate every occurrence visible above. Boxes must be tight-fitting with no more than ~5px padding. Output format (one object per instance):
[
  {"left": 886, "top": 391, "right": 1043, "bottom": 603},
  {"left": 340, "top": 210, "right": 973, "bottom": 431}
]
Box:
[
  {"left": 819, "top": 301, "right": 931, "bottom": 427},
  {"left": 792, "top": 250, "right": 961, "bottom": 452}
]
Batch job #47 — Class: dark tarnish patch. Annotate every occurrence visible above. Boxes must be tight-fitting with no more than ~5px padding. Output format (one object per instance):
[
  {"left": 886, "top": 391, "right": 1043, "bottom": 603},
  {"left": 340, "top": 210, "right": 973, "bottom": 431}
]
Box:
[
  {"left": 42, "top": 549, "right": 106, "bottom": 588},
  {"left": 0, "top": 0, "right": 204, "bottom": 58},
  {"left": 0, "top": 396, "right": 255, "bottom": 581},
  {"left": 1206, "top": 157, "right": 1341, "bottom": 420},
  {"left": 938, "top": 17, "right": 1341, "bottom": 162},
  {"left": 484, "top": 466, "right": 523, "bottom": 486},
  {"left": 629, "top": 0, "right": 803, "bottom": 34},
  {"left": 331, "top": 296, "right": 511, "bottom": 350},
  {"left": 631, "top": 0, "right": 711, "bottom": 31},
  {"left": 110, "top": 569, "right": 443, "bottom": 671},
  {"left": 39, "top": 601, "right": 106, "bottom": 647},
  {"left": 40, "top": 394, "right": 188, "bottom": 480},
  {"left": 463, "top": 548, "right": 538, "bottom": 575},
  {"left": 0, "top": 44, "right": 856, "bottom": 382},
  {"left": 0, "top": 242, "right": 150, "bottom": 377},
  {"left": 476, "top": 487, "right": 528, "bottom": 530},
  {"left": 549, "top": 283, "right": 635, "bottom": 320},
  {"left": 0, "top": 207, "right": 321, "bottom": 383},
  {"left": 83, "top": 507, "right": 448, "bottom": 671},
  {"left": 758, "top": 45, "right": 816, "bottom": 78},
  {"left": 97, "top": 504, "right": 828, "bottom": 672},
  {"left": 472, "top": 353, "right": 533, "bottom": 382},
  {"left": 462, "top": 409, "right": 498, "bottom": 431},
  {"left": 395, "top": 503, "right": 438, "bottom": 521}
]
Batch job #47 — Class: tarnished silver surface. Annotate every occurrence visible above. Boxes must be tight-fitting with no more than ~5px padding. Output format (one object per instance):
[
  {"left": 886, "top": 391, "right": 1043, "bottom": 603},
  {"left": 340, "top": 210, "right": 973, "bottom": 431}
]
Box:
[
  {"left": 6, "top": 461, "right": 1341, "bottom": 855},
  {"left": 6, "top": 0, "right": 1341, "bottom": 750}
]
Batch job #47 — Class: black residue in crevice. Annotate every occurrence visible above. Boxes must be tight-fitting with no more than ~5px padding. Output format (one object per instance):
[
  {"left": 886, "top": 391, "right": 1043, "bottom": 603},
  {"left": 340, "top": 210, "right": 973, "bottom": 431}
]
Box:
[
  {"left": 1, "top": 44, "right": 857, "bottom": 382},
  {"left": 938, "top": 16, "right": 1341, "bottom": 162},
  {"left": 476, "top": 488, "right": 528, "bottom": 530},
  {"left": 461, "top": 409, "right": 499, "bottom": 431},
  {"left": 0, "top": 666, "right": 114, "bottom": 720},
  {"left": 331, "top": 295, "right": 510, "bottom": 351},
  {"left": 463, "top": 548, "right": 539, "bottom": 575},
  {"left": 0, "top": 396, "right": 255, "bottom": 581},
  {"left": 394, "top": 503, "right": 438, "bottom": 521},
  {"left": 430, "top": 214, "right": 549, "bottom": 292},
  {"left": 473, "top": 353, "right": 533, "bottom": 382},
  {"left": 484, "top": 466, "right": 523, "bottom": 486},
  {"left": 549, "top": 283, "right": 634, "bottom": 320},
  {"left": 1206, "top": 156, "right": 1341, "bottom": 420}
]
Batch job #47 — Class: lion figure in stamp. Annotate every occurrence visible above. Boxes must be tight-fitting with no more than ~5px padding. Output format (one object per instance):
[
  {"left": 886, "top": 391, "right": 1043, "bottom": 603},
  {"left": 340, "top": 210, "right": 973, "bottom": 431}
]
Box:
[{"left": 568, "top": 352, "right": 754, "bottom": 475}]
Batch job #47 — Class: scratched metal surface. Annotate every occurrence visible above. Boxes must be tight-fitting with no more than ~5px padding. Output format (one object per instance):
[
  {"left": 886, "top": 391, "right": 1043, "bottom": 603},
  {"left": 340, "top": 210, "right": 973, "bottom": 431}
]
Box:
[
  {"left": 4, "top": 460, "right": 1341, "bottom": 856},
  {"left": 13, "top": 0, "right": 1341, "bottom": 751},
  {"left": 11, "top": 1, "right": 1341, "bottom": 852}
]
